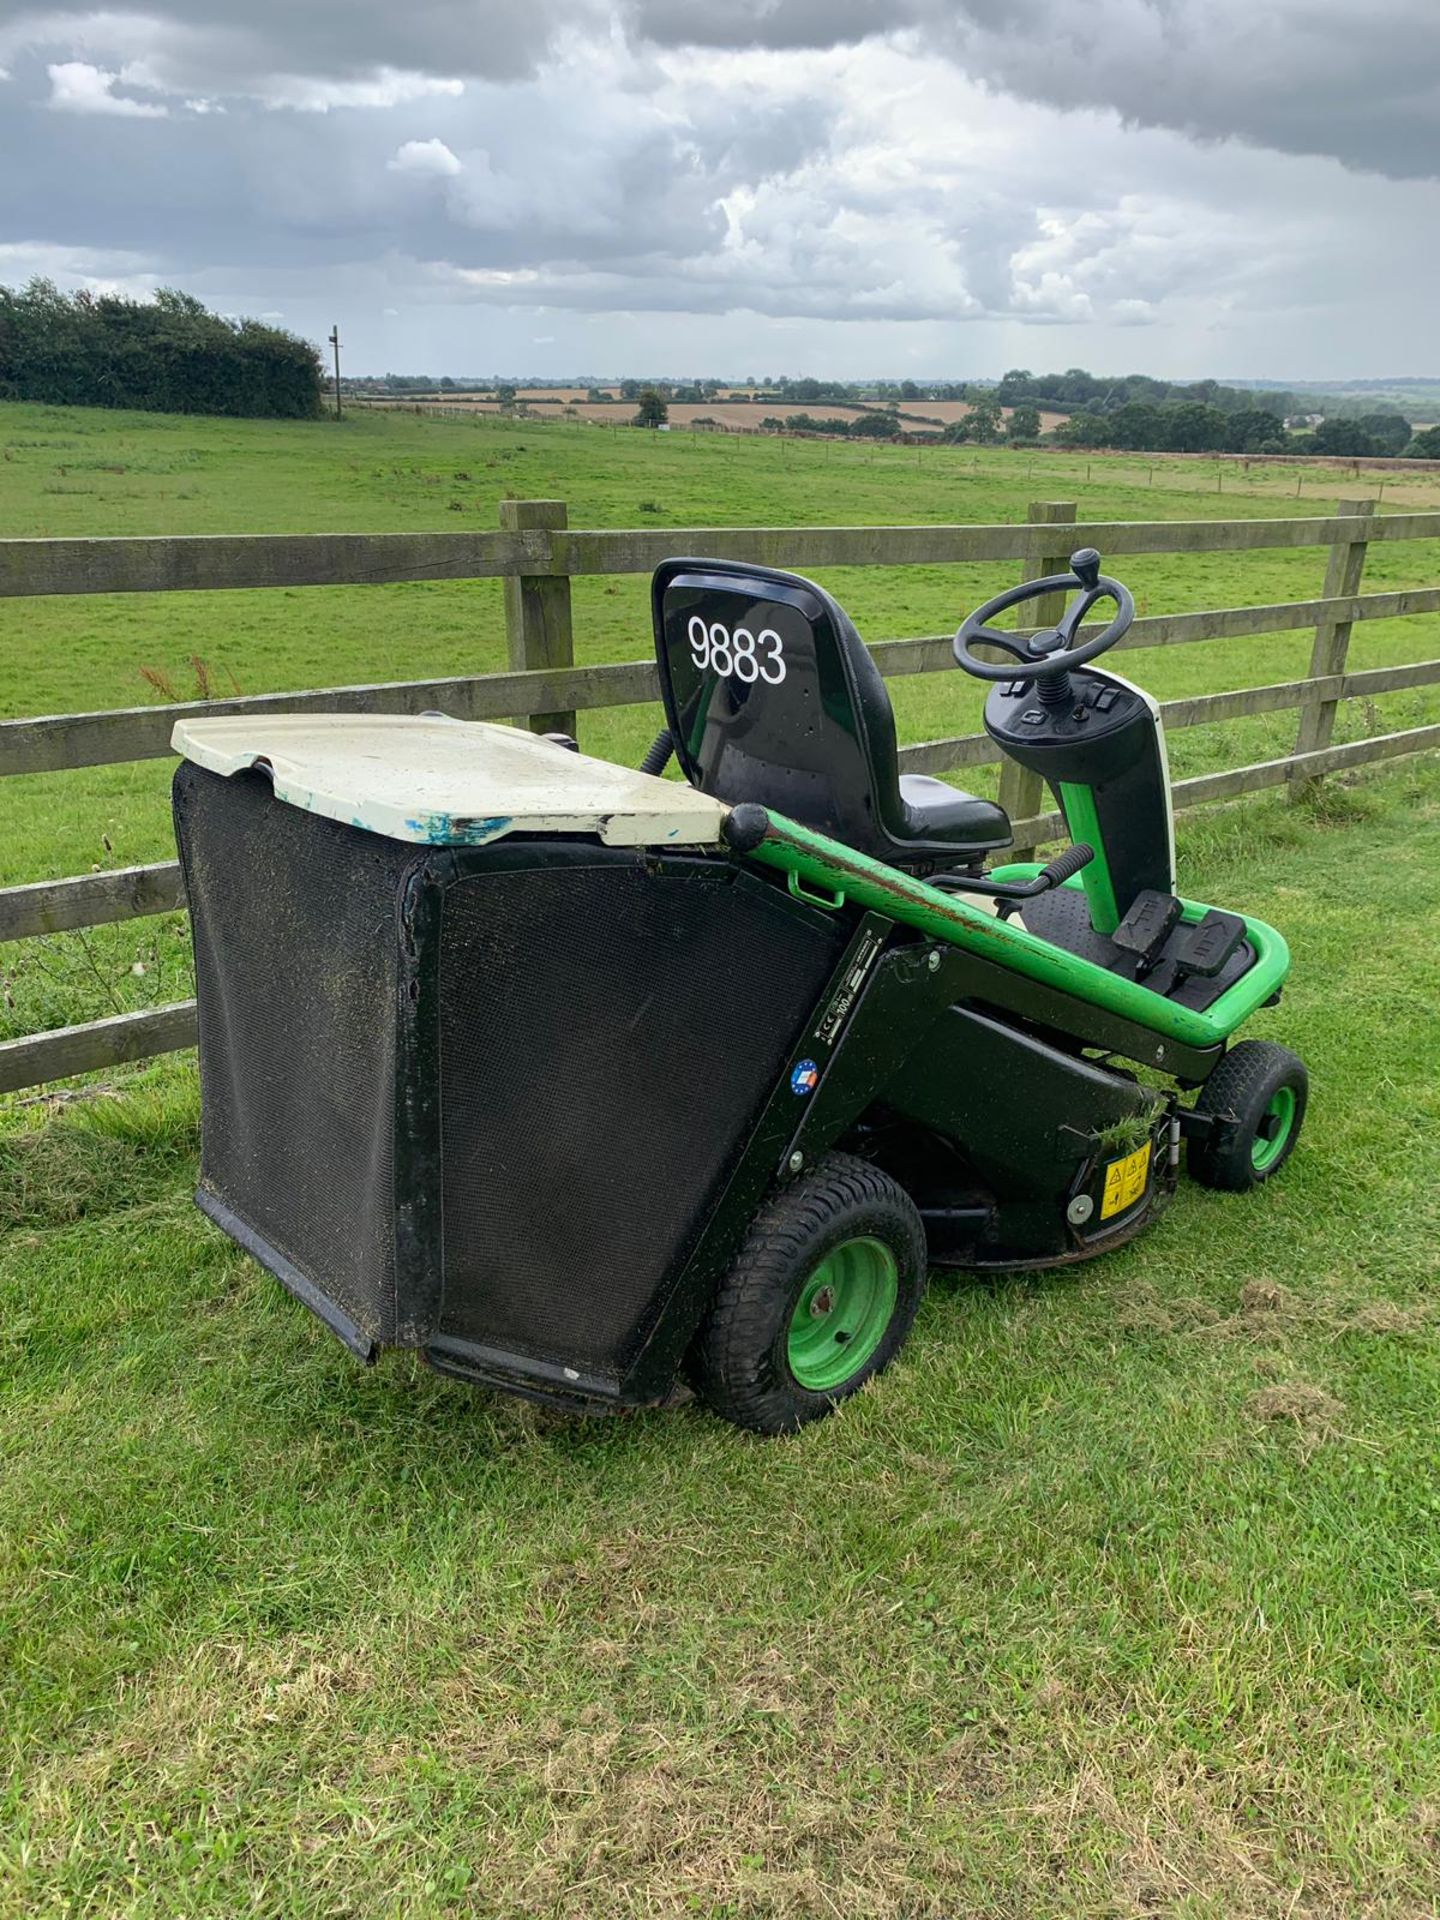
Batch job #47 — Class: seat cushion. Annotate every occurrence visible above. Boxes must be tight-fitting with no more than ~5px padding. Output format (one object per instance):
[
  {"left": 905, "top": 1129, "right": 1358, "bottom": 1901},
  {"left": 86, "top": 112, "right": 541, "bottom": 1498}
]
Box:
[{"left": 898, "top": 774, "right": 1011, "bottom": 851}]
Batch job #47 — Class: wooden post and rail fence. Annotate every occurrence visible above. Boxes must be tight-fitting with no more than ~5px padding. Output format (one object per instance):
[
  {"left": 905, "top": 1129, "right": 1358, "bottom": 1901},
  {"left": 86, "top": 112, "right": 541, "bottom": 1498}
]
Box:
[{"left": 3, "top": 497, "right": 1439, "bottom": 1095}]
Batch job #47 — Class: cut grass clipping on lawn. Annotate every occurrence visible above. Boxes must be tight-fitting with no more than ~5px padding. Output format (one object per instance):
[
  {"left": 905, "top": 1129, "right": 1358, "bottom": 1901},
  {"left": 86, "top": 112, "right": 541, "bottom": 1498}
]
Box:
[{"left": 2, "top": 399, "right": 1439, "bottom": 1916}]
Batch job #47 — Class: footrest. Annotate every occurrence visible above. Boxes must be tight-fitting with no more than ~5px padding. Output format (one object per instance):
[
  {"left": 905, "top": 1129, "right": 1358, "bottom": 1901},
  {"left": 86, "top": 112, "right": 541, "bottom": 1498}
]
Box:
[
  {"left": 1172, "top": 908, "right": 1246, "bottom": 980},
  {"left": 1113, "top": 889, "right": 1183, "bottom": 971}
]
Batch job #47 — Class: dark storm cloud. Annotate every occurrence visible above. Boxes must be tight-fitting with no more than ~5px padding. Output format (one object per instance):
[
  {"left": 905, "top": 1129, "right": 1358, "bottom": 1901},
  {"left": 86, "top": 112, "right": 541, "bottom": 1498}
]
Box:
[
  {"left": 7, "top": 1, "right": 1435, "bottom": 176},
  {"left": 633, "top": 0, "right": 928, "bottom": 51},
  {"left": 627, "top": 0, "right": 1440, "bottom": 182},
  {"left": 0, "top": 1, "right": 598, "bottom": 90}
]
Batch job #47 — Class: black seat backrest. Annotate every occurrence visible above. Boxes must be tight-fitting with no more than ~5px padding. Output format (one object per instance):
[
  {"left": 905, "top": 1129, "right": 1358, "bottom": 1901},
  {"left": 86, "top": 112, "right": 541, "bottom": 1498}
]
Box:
[{"left": 652, "top": 557, "right": 916, "bottom": 862}]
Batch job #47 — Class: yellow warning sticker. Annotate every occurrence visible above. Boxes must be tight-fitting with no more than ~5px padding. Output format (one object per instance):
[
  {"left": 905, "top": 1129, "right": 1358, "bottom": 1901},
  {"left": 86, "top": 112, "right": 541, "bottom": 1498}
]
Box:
[{"left": 1101, "top": 1140, "right": 1152, "bottom": 1220}]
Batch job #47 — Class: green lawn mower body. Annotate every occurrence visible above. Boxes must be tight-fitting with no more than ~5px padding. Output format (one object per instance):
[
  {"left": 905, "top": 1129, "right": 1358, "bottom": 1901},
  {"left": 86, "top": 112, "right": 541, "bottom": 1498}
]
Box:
[{"left": 173, "top": 549, "right": 1306, "bottom": 1432}]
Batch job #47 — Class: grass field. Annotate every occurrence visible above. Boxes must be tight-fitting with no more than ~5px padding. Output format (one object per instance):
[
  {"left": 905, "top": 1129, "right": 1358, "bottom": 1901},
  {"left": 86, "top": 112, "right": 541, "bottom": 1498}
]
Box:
[
  {"left": 3, "top": 402, "right": 1440, "bottom": 1915},
  {"left": 3, "top": 399, "right": 1440, "bottom": 1051},
  {"left": 3, "top": 768, "right": 1439, "bottom": 1917}
]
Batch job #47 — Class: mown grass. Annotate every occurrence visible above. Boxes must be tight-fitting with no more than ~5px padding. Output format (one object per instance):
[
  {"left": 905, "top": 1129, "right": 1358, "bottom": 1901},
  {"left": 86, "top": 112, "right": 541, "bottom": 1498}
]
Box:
[
  {"left": 2, "top": 763, "right": 1439, "bottom": 1917},
  {"left": 2, "top": 402, "right": 1440, "bottom": 1914}
]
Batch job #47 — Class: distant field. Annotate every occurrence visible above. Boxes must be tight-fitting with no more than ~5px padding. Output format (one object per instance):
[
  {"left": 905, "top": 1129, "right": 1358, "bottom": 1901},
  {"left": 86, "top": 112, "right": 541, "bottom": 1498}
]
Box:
[{"left": 369, "top": 394, "right": 1070, "bottom": 435}]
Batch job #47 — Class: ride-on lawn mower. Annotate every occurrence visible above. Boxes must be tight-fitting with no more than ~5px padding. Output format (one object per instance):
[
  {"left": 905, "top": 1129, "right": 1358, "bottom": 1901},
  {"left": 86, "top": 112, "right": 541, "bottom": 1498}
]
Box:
[{"left": 172, "top": 548, "right": 1306, "bottom": 1433}]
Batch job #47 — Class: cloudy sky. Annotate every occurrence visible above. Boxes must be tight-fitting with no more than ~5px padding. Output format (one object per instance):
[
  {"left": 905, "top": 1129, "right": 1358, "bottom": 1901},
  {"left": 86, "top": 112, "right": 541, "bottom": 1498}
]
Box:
[{"left": 0, "top": 1, "right": 1436, "bottom": 379}]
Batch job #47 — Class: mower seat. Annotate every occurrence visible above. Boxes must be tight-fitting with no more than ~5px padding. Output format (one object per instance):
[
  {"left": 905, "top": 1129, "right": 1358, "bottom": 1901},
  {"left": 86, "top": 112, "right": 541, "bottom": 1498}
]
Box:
[{"left": 652, "top": 559, "right": 1012, "bottom": 870}]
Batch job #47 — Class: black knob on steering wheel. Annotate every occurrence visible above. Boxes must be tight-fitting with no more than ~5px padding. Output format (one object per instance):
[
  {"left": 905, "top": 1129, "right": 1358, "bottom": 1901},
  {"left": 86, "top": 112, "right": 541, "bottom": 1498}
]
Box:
[{"left": 953, "top": 547, "right": 1134, "bottom": 683}]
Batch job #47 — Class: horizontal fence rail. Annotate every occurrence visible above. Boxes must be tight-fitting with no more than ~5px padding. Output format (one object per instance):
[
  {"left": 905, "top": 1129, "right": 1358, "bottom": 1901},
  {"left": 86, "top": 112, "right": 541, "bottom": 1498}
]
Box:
[
  {"left": 6, "top": 595, "right": 1440, "bottom": 783},
  {"left": 0, "top": 1004, "right": 198, "bottom": 1099},
  {"left": 6, "top": 510, "right": 1440, "bottom": 599},
  {"left": 6, "top": 661, "right": 1440, "bottom": 948},
  {"left": 3, "top": 496, "right": 1439, "bottom": 1092}
]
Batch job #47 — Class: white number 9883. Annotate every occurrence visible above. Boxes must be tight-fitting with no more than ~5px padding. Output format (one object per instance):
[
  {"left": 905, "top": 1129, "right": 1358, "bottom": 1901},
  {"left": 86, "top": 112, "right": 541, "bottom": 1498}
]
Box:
[{"left": 687, "top": 615, "right": 787, "bottom": 684}]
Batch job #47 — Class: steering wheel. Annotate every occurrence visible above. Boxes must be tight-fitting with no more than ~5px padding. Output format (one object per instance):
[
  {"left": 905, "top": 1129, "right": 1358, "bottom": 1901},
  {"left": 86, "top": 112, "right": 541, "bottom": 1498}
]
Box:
[{"left": 953, "top": 547, "right": 1134, "bottom": 683}]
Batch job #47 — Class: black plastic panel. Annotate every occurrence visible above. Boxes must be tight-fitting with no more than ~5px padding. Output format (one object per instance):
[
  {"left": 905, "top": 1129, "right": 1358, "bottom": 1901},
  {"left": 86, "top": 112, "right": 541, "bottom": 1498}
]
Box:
[
  {"left": 435, "top": 857, "right": 844, "bottom": 1378},
  {"left": 174, "top": 761, "right": 418, "bottom": 1343}
]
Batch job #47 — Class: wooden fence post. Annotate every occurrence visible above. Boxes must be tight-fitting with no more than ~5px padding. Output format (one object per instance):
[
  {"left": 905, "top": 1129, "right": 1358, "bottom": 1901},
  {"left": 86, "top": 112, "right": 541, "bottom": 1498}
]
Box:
[
  {"left": 499, "top": 498, "right": 575, "bottom": 736},
  {"left": 998, "top": 501, "right": 1076, "bottom": 858},
  {"left": 1291, "top": 496, "right": 1375, "bottom": 788}
]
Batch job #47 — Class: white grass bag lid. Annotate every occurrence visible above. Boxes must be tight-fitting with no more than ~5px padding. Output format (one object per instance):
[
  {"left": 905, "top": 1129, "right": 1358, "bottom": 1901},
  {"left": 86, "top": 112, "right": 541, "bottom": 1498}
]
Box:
[{"left": 173, "top": 713, "right": 726, "bottom": 850}]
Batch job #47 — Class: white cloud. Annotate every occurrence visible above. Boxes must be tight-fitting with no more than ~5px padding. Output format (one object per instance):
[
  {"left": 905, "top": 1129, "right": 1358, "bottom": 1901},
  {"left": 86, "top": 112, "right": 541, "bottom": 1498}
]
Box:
[
  {"left": 389, "top": 136, "right": 462, "bottom": 176},
  {"left": 47, "top": 59, "right": 168, "bottom": 116},
  {"left": 262, "top": 69, "right": 464, "bottom": 113},
  {"left": 452, "top": 266, "right": 542, "bottom": 288},
  {"left": 0, "top": 239, "right": 161, "bottom": 297}
]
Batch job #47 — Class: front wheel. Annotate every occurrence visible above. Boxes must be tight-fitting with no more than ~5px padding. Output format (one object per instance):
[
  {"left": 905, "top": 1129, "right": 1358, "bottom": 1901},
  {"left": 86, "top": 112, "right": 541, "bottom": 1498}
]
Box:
[
  {"left": 1188, "top": 1040, "right": 1308, "bottom": 1191},
  {"left": 689, "top": 1153, "right": 927, "bottom": 1434}
]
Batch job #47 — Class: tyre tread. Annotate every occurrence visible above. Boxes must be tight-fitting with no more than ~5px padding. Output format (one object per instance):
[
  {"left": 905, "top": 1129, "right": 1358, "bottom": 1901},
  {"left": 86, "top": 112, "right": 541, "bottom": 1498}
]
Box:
[
  {"left": 1189, "top": 1039, "right": 1307, "bottom": 1191},
  {"left": 692, "top": 1152, "right": 926, "bottom": 1433}
]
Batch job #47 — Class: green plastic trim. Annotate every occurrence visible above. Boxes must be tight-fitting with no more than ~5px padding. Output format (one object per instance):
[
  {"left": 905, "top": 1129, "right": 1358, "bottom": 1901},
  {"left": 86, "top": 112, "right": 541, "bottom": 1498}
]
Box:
[
  {"left": 744, "top": 815, "right": 1290, "bottom": 1053},
  {"left": 1252, "top": 1085, "right": 1297, "bottom": 1171},
  {"left": 786, "top": 1237, "right": 898, "bottom": 1391},
  {"left": 786, "top": 869, "right": 847, "bottom": 911},
  {"left": 1057, "top": 780, "right": 1120, "bottom": 934}
]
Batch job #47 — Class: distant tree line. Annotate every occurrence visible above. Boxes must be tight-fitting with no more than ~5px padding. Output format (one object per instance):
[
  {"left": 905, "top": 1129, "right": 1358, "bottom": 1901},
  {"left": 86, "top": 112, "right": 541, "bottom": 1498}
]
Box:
[
  {"left": 996, "top": 366, "right": 1440, "bottom": 459},
  {"left": 594, "top": 369, "right": 1440, "bottom": 462},
  {"left": 0, "top": 281, "right": 324, "bottom": 419},
  {"left": 325, "top": 359, "right": 1440, "bottom": 462},
  {"left": 1055, "top": 401, "right": 1291, "bottom": 454},
  {"left": 763, "top": 376, "right": 973, "bottom": 404},
  {"left": 754, "top": 392, "right": 1040, "bottom": 446},
  {"left": 993, "top": 366, "right": 1318, "bottom": 420},
  {"left": 761, "top": 410, "right": 904, "bottom": 439},
  {"left": 1053, "top": 400, "right": 1436, "bottom": 459}
]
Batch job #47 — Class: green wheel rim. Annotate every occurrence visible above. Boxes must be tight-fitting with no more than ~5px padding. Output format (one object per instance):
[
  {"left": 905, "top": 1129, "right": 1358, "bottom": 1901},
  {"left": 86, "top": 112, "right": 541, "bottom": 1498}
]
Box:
[
  {"left": 1251, "top": 1085, "right": 1297, "bottom": 1172},
  {"left": 786, "top": 1237, "right": 899, "bottom": 1392}
]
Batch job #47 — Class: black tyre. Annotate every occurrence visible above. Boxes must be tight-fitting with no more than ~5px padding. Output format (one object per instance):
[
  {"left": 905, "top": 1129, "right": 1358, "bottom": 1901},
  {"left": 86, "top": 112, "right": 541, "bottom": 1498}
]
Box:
[
  {"left": 1188, "top": 1040, "right": 1308, "bottom": 1192},
  {"left": 690, "top": 1153, "right": 927, "bottom": 1435}
]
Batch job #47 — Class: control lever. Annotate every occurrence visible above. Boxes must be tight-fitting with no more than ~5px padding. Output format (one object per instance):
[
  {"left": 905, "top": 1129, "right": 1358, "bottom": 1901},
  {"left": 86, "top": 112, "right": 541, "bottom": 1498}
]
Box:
[
  {"left": 932, "top": 842, "right": 1094, "bottom": 916},
  {"left": 1030, "top": 842, "right": 1096, "bottom": 890}
]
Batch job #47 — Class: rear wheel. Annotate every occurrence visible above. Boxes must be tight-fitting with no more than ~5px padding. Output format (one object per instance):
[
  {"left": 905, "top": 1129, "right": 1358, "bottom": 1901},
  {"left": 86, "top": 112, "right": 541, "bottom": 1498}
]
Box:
[
  {"left": 1188, "top": 1040, "right": 1307, "bottom": 1191},
  {"left": 690, "top": 1153, "right": 927, "bottom": 1434}
]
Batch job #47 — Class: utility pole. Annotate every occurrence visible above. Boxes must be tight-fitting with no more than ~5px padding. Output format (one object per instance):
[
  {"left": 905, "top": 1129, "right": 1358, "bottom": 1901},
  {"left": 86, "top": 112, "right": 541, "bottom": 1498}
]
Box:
[{"left": 328, "top": 325, "right": 342, "bottom": 418}]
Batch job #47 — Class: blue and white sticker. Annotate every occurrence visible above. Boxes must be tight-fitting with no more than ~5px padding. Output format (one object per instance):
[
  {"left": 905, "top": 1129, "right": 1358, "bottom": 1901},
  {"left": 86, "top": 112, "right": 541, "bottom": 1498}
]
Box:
[{"left": 790, "top": 1059, "right": 819, "bottom": 1097}]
